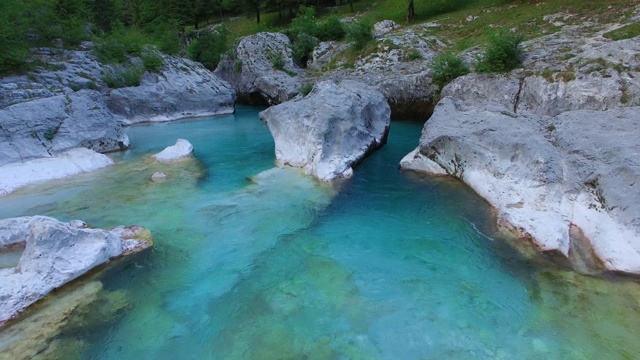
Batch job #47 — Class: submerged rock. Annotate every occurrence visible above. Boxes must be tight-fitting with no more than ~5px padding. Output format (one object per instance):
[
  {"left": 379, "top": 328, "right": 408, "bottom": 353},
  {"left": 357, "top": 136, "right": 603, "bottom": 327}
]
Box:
[
  {"left": 0, "top": 216, "right": 152, "bottom": 323},
  {"left": 151, "top": 172, "right": 168, "bottom": 181},
  {"left": 259, "top": 80, "right": 390, "bottom": 181},
  {"left": 0, "top": 148, "right": 114, "bottom": 196},
  {"left": 151, "top": 139, "right": 194, "bottom": 162},
  {"left": 215, "top": 32, "right": 304, "bottom": 105}
]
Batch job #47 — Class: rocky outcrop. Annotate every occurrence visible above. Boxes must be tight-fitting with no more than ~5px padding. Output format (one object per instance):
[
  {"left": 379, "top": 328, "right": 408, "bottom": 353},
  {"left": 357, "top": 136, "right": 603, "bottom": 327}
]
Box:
[
  {"left": 0, "top": 148, "right": 114, "bottom": 196},
  {"left": 107, "top": 55, "right": 236, "bottom": 124},
  {"left": 259, "top": 80, "right": 390, "bottom": 181},
  {"left": 0, "top": 216, "right": 152, "bottom": 324},
  {"left": 401, "top": 27, "right": 640, "bottom": 274},
  {"left": 0, "top": 44, "right": 235, "bottom": 190},
  {"left": 215, "top": 32, "right": 304, "bottom": 105},
  {"left": 0, "top": 89, "right": 128, "bottom": 166},
  {"left": 402, "top": 96, "right": 640, "bottom": 274},
  {"left": 314, "top": 26, "right": 443, "bottom": 120},
  {"left": 151, "top": 139, "right": 194, "bottom": 162}
]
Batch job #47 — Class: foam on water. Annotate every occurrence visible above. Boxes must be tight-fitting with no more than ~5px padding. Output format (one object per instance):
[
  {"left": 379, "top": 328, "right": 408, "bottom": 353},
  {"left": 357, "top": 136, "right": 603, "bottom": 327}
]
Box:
[{"left": 1, "top": 107, "right": 640, "bottom": 359}]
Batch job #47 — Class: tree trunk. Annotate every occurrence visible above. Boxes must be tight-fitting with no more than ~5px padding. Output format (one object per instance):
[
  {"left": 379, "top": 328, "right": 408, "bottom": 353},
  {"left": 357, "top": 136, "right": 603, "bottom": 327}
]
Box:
[
  {"left": 256, "top": 7, "right": 260, "bottom": 24},
  {"left": 406, "top": 0, "right": 415, "bottom": 23},
  {"left": 349, "top": 0, "right": 353, "bottom": 12}
]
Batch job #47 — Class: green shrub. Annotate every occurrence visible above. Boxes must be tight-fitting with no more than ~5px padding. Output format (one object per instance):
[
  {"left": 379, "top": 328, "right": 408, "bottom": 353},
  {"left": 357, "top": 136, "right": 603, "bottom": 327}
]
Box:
[
  {"left": 94, "top": 37, "right": 128, "bottom": 63},
  {"left": 431, "top": 53, "right": 469, "bottom": 89},
  {"left": 141, "top": 50, "right": 164, "bottom": 72},
  {"left": 290, "top": 6, "right": 317, "bottom": 39},
  {"left": 103, "top": 64, "right": 144, "bottom": 88},
  {"left": 94, "top": 27, "right": 152, "bottom": 64},
  {"left": 292, "top": 33, "right": 318, "bottom": 68},
  {"left": 268, "top": 52, "right": 285, "bottom": 70},
  {"left": 150, "top": 22, "right": 182, "bottom": 55},
  {"left": 233, "top": 60, "right": 242, "bottom": 73},
  {"left": 407, "top": 49, "right": 422, "bottom": 61},
  {"left": 43, "top": 126, "right": 59, "bottom": 141},
  {"left": 315, "top": 16, "right": 346, "bottom": 41},
  {"left": 476, "top": 29, "right": 524, "bottom": 73},
  {"left": 299, "top": 83, "right": 313, "bottom": 96},
  {"left": 187, "top": 27, "right": 229, "bottom": 71},
  {"left": 346, "top": 20, "right": 373, "bottom": 50}
]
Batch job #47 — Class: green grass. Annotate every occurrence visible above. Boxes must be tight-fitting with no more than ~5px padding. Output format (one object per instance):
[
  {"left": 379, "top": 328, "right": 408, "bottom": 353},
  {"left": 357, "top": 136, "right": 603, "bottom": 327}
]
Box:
[
  {"left": 423, "top": 0, "right": 638, "bottom": 50},
  {"left": 220, "top": 0, "right": 639, "bottom": 64},
  {"left": 604, "top": 22, "right": 640, "bottom": 40}
]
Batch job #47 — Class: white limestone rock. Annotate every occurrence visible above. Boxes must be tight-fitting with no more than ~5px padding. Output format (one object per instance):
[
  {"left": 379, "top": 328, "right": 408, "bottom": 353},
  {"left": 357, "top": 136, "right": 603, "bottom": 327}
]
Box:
[
  {"left": 0, "top": 216, "right": 152, "bottom": 323},
  {"left": 0, "top": 148, "right": 114, "bottom": 196},
  {"left": 373, "top": 20, "right": 401, "bottom": 38},
  {"left": 403, "top": 95, "right": 640, "bottom": 275},
  {"left": 214, "top": 32, "right": 304, "bottom": 105},
  {"left": 151, "top": 139, "right": 194, "bottom": 162},
  {"left": 107, "top": 55, "right": 236, "bottom": 125},
  {"left": 259, "top": 80, "right": 390, "bottom": 181},
  {"left": 0, "top": 90, "right": 128, "bottom": 166}
]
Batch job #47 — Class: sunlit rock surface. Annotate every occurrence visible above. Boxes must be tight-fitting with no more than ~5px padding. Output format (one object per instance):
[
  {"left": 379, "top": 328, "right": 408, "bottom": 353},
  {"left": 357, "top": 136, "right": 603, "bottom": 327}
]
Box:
[
  {"left": 0, "top": 216, "right": 151, "bottom": 323},
  {"left": 259, "top": 80, "right": 390, "bottom": 181},
  {"left": 0, "top": 148, "right": 114, "bottom": 196}
]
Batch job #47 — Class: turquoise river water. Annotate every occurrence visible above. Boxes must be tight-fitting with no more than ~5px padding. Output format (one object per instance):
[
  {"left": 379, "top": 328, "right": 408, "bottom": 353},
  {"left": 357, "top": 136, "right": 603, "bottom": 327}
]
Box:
[{"left": 2, "top": 107, "right": 640, "bottom": 359}]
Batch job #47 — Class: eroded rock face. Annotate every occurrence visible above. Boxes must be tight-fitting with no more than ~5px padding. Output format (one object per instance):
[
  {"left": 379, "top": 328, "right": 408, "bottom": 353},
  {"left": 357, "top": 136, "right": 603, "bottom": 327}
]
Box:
[
  {"left": 259, "top": 80, "right": 390, "bottom": 181},
  {"left": 400, "top": 21, "right": 640, "bottom": 274},
  {"left": 215, "top": 32, "right": 304, "bottom": 105},
  {"left": 401, "top": 90, "right": 640, "bottom": 275},
  {"left": 151, "top": 139, "right": 194, "bottom": 162},
  {"left": 108, "top": 55, "right": 236, "bottom": 124},
  {"left": 0, "top": 216, "right": 152, "bottom": 324},
  {"left": 0, "top": 90, "right": 128, "bottom": 166}
]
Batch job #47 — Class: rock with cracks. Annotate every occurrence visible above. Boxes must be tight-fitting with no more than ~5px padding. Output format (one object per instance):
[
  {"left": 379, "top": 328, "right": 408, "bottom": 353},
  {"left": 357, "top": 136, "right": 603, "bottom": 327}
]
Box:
[
  {"left": 259, "top": 80, "right": 390, "bottom": 181},
  {"left": 215, "top": 32, "right": 304, "bottom": 105},
  {"left": 107, "top": 55, "right": 236, "bottom": 125},
  {"left": 0, "top": 216, "right": 152, "bottom": 324},
  {"left": 0, "top": 90, "right": 128, "bottom": 167}
]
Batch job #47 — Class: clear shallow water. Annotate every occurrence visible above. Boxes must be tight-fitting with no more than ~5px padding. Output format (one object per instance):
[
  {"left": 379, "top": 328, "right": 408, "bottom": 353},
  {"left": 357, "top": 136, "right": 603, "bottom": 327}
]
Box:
[{"left": 2, "top": 107, "right": 640, "bottom": 359}]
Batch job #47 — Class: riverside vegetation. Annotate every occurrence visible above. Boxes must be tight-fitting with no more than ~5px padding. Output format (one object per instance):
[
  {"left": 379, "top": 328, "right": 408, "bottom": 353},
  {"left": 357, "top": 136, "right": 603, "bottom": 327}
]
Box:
[{"left": 2, "top": 0, "right": 640, "bottom": 357}]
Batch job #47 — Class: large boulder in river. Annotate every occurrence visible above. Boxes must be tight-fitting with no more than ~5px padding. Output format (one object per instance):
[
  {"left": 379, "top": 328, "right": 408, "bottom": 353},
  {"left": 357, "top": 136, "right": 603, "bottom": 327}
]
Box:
[
  {"left": 107, "top": 55, "right": 236, "bottom": 124},
  {"left": 215, "top": 32, "right": 304, "bottom": 105},
  {"left": 0, "top": 216, "right": 152, "bottom": 324},
  {"left": 151, "top": 139, "right": 194, "bottom": 162},
  {"left": 0, "top": 89, "right": 128, "bottom": 166},
  {"left": 259, "top": 80, "right": 390, "bottom": 181}
]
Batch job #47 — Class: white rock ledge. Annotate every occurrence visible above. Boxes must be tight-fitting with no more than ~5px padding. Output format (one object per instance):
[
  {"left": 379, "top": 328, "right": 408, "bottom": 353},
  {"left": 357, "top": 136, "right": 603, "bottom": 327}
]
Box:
[
  {"left": 151, "top": 139, "right": 194, "bottom": 162},
  {"left": 0, "top": 148, "right": 113, "bottom": 196},
  {"left": 0, "top": 216, "right": 152, "bottom": 324}
]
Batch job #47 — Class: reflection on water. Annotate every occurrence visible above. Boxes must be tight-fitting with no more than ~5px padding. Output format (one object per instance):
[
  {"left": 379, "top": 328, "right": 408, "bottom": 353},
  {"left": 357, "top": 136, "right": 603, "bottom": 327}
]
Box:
[{"left": 1, "top": 107, "right": 640, "bottom": 359}]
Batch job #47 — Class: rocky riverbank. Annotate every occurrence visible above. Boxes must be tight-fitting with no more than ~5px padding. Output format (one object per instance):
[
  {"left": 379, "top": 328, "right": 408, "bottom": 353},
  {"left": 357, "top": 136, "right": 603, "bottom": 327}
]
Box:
[
  {"left": 400, "top": 23, "right": 640, "bottom": 275},
  {"left": 0, "top": 43, "right": 235, "bottom": 195},
  {"left": 0, "top": 216, "right": 153, "bottom": 325}
]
